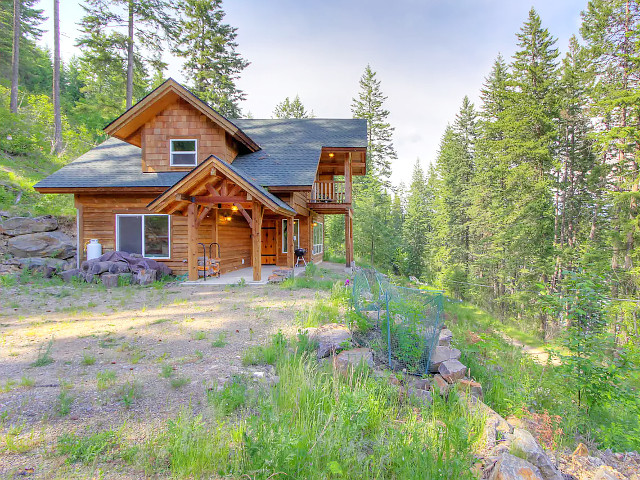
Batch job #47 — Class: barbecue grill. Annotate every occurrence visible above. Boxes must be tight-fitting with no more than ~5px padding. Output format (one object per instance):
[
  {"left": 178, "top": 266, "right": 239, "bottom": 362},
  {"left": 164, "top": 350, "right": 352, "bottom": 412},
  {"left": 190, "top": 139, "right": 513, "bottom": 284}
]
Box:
[{"left": 294, "top": 247, "right": 308, "bottom": 267}]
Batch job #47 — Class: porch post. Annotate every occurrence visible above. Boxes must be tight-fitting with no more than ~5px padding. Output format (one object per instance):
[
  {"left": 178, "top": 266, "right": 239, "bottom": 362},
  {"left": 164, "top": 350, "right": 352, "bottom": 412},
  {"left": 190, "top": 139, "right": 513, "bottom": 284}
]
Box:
[
  {"left": 252, "top": 200, "right": 264, "bottom": 281},
  {"left": 345, "top": 208, "right": 354, "bottom": 268},
  {"left": 345, "top": 152, "right": 352, "bottom": 204},
  {"left": 187, "top": 203, "right": 198, "bottom": 281},
  {"left": 287, "top": 216, "right": 295, "bottom": 268}
]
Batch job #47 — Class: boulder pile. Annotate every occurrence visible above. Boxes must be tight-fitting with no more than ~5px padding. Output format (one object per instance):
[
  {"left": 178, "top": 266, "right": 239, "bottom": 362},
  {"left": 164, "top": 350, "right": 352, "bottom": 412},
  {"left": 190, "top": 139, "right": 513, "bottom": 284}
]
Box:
[{"left": 268, "top": 267, "right": 294, "bottom": 284}]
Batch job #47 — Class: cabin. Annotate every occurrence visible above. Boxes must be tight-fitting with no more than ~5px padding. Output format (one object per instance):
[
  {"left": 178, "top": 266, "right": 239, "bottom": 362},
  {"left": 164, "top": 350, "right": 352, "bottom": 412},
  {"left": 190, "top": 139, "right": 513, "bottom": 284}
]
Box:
[{"left": 34, "top": 79, "right": 367, "bottom": 282}]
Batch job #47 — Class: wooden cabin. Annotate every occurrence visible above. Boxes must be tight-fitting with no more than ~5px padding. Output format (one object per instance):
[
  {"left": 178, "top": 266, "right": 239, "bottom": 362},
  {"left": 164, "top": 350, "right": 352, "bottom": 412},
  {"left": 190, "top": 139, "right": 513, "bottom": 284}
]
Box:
[{"left": 35, "top": 79, "right": 367, "bottom": 281}]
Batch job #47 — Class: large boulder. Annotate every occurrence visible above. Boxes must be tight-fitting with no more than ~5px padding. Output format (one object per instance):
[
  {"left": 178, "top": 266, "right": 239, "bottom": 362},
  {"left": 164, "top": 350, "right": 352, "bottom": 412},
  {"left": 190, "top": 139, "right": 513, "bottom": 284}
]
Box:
[
  {"left": 308, "top": 323, "right": 352, "bottom": 359},
  {"left": 8, "top": 231, "right": 75, "bottom": 259},
  {"left": 438, "top": 359, "right": 467, "bottom": 383},
  {"left": 429, "top": 346, "right": 461, "bottom": 372},
  {"left": 489, "top": 453, "right": 544, "bottom": 480},
  {"left": 438, "top": 328, "right": 453, "bottom": 346},
  {"left": 335, "top": 348, "right": 374, "bottom": 371},
  {"left": 0, "top": 215, "right": 57, "bottom": 236},
  {"left": 592, "top": 466, "right": 626, "bottom": 480},
  {"left": 510, "top": 428, "right": 563, "bottom": 480},
  {"left": 15, "top": 257, "right": 68, "bottom": 270}
]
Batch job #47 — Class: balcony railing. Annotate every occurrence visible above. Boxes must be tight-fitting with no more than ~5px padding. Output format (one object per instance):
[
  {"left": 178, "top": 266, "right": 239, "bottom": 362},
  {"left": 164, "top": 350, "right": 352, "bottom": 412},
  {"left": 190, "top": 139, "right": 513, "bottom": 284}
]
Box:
[{"left": 310, "top": 180, "right": 349, "bottom": 203}]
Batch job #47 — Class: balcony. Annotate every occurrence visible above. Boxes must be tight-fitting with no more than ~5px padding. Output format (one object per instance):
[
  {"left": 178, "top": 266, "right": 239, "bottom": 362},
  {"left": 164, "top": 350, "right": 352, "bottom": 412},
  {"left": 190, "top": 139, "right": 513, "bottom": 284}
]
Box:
[{"left": 308, "top": 180, "right": 351, "bottom": 213}]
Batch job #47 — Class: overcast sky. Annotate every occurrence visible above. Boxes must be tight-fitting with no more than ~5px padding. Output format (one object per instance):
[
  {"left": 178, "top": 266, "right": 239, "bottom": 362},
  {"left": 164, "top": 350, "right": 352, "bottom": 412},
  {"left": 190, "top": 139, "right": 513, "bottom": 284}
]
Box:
[{"left": 39, "top": 0, "right": 586, "bottom": 186}]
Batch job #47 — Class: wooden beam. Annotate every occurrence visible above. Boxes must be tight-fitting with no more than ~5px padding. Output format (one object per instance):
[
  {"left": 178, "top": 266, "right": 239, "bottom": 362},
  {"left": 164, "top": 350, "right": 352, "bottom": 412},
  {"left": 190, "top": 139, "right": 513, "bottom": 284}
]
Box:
[
  {"left": 193, "top": 195, "right": 246, "bottom": 204},
  {"left": 345, "top": 152, "right": 352, "bottom": 204},
  {"left": 196, "top": 206, "right": 211, "bottom": 228},
  {"left": 345, "top": 209, "right": 354, "bottom": 268},
  {"left": 212, "top": 207, "right": 218, "bottom": 248},
  {"left": 235, "top": 203, "right": 253, "bottom": 229},
  {"left": 206, "top": 184, "right": 221, "bottom": 196},
  {"left": 76, "top": 199, "right": 84, "bottom": 268},
  {"left": 251, "top": 200, "right": 264, "bottom": 281},
  {"left": 220, "top": 179, "right": 228, "bottom": 196},
  {"left": 287, "top": 216, "right": 294, "bottom": 268},
  {"left": 187, "top": 203, "right": 198, "bottom": 281}
]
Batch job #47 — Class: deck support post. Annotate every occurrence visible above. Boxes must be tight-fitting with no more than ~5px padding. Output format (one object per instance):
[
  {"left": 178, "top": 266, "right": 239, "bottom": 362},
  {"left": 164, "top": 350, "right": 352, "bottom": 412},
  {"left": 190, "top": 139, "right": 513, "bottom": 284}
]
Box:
[
  {"left": 345, "top": 208, "right": 354, "bottom": 268},
  {"left": 345, "top": 152, "right": 352, "bottom": 204},
  {"left": 252, "top": 200, "right": 264, "bottom": 281},
  {"left": 187, "top": 202, "right": 198, "bottom": 281},
  {"left": 287, "top": 216, "right": 295, "bottom": 268}
]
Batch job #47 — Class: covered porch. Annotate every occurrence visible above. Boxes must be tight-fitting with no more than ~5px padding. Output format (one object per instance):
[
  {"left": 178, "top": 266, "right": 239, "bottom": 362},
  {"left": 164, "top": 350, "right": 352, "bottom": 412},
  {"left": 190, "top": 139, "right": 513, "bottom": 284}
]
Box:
[
  {"left": 180, "top": 264, "right": 307, "bottom": 286},
  {"left": 147, "top": 155, "right": 299, "bottom": 282}
]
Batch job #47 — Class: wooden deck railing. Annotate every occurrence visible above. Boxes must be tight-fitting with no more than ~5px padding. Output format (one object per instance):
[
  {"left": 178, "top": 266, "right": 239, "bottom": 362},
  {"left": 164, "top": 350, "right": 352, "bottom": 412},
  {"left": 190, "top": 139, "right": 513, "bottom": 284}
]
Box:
[{"left": 310, "top": 180, "right": 350, "bottom": 203}]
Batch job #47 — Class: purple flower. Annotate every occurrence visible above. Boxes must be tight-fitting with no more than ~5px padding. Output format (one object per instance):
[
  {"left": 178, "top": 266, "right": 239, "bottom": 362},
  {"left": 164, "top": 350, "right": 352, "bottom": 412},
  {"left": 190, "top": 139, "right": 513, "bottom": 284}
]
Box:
[{"left": 344, "top": 279, "right": 350, "bottom": 286}]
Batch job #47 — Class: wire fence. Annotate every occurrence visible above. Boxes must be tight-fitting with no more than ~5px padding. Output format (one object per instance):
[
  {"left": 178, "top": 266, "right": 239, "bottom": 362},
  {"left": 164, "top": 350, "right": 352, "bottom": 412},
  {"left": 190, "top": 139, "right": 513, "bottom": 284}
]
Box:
[{"left": 351, "top": 269, "right": 444, "bottom": 376}]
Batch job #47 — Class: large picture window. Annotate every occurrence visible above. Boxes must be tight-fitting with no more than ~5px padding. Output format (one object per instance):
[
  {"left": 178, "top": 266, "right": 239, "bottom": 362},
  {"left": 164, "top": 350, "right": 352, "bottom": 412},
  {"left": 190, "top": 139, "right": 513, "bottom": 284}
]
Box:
[
  {"left": 170, "top": 139, "right": 197, "bottom": 166},
  {"left": 116, "top": 214, "right": 170, "bottom": 258},
  {"left": 282, "top": 218, "right": 300, "bottom": 253},
  {"left": 312, "top": 221, "right": 323, "bottom": 255}
]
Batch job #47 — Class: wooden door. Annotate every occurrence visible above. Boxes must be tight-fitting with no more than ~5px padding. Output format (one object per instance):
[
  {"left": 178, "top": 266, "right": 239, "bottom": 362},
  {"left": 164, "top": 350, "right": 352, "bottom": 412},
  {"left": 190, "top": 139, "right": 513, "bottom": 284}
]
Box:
[{"left": 261, "top": 219, "right": 276, "bottom": 265}]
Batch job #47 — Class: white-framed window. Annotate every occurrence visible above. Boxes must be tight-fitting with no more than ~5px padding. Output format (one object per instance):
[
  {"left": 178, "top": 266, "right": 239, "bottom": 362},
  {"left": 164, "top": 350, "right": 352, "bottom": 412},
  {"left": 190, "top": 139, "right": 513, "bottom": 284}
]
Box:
[
  {"left": 170, "top": 139, "right": 197, "bottom": 166},
  {"left": 115, "top": 214, "right": 171, "bottom": 258},
  {"left": 282, "top": 218, "right": 300, "bottom": 253},
  {"left": 312, "top": 221, "right": 323, "bottom": 255}
]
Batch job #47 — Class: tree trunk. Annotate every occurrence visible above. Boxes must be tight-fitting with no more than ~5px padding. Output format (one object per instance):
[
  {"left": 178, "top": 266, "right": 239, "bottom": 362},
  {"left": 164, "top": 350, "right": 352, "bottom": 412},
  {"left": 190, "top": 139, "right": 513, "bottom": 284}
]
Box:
[
  {"left": 52, "top": 0, "right": 62, "bottom": 154},
  {"left": 10, "top": 0, "right": 21, "bottom": 113},
  {"left": 126, "top": 0, "right": 134, "bottom": 109}
]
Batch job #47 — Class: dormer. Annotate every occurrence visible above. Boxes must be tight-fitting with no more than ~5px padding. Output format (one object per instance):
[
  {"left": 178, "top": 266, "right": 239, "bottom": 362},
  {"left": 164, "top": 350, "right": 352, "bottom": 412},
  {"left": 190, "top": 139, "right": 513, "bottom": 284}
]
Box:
[{"left": 103, "top": 79, "right": 260, "bottom": 173}]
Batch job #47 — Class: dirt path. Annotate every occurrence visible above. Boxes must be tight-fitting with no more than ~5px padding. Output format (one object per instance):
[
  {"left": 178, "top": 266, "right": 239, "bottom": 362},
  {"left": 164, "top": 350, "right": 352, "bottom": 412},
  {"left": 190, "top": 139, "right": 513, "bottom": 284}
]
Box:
[{"left": 495, "top": 331, "right": 561, "bottom": 366}]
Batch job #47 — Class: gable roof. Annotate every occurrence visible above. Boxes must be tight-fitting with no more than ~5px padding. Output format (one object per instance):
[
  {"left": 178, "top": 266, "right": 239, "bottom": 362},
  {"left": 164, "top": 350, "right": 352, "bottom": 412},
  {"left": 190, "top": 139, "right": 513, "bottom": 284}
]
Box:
[
  {"left": 34, "top": 118, "right": 367, "bottom": 192},
  {"left": 104, "top": 78, "right": 260, "bottom": 152},
  {"left": 147, "top": 155, "right": 296, "bottom": 217},
  {"left": 232, "top": 118, "right": 367, "bottom": 187}
]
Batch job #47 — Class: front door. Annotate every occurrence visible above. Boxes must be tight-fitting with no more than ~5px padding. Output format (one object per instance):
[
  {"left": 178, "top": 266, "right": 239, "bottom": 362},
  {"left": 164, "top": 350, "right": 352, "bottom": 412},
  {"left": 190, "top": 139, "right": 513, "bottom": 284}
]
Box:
[{"left": 261, "top": 219, "right": 276, "bottom": 265}]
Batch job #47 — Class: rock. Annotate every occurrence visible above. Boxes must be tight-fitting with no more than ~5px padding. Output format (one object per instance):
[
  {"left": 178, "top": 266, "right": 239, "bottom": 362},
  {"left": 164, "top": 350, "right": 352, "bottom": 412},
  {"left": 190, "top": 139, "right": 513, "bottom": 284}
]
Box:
[
  {"left": 438, "top": 359, "right": 467, "bottom": 383},
  {"left": 83, "top": 272, "right": 97, "bottom": 283},
  {"left": 429, "top": 346, "right": 461, "bottom": 372},
  {"left": 60, "top": 268, "right": 82, "bottom": 282},
  {"left": 489, "top": 453, "right": 544, "bottom": 480},
  {"left": 458, "top": 378, "right": 483, "bottom": 399},
  {"left": 407, "top": 386, "right": 432, "bottom": 405},
  {"left": 511, "top": 428, "right": 563, "bottom": 480},
  {"left": 101, "top": 273, "right": 119, "bottom": 288},
  {"left": 405, "top": 376, "right": 431, "bottom": 391},
  {"left": 432, "top": 374, "right": 450, "bottom": 396},
  {"left": 592, "top": 466, "right": 626, "bottom": 480},
  {"left": 15, "top": 257, "right": 67, "bottom": 270},
  {"left": 0, "top": 215, "right": 57, "bottom": 236},
  {"left": 308, "top": 323, "right": 352, "bottom": 359},
  {"left": 335, "top": 348, "right": 374, "bottom": 370},
  {"left": 438, "top": 328, "right": 453, "bottom": 346},
  {"left": 8, "top": 231, "right": 75, "bottom": 259},
  {"left": 572, "top": 443, "right": 589, "bottom": 457}
]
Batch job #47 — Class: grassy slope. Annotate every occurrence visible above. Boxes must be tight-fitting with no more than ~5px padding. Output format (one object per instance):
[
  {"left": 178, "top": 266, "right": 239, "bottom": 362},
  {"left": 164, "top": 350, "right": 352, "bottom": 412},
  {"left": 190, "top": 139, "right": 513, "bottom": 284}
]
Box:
[{"left": 0, "top": 149, "right": 74, "bottom": 217}]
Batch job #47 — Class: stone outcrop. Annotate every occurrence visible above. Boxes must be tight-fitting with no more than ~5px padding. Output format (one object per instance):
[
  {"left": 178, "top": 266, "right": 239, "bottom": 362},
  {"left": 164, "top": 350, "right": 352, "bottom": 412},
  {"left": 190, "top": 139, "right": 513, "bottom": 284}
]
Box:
[
  {"left": 438, "top": 359, "right": 467, "bottom": 383},
  {"left": 0, "top": 215, "right": 57, "bottom": 236},
  {"left": 268, "top": 268, "right": 293, "bottom": 284},
  {"left": 8, "top": 231, "right": 75, "bottom": 259},
  {"left": 429, "top": 345, "right": 462, "bottom": 372},
  {"left": 335, "top": 348, "right": 374, "bottom": 370},
  {"left": 510, "top": 428, "right": 563, "bottom": 480},
  {"left": 438, "top": 328, "right": 453, "bottom": 347},
  {"left": 489, "top": 453, "right": 544, "bottom": 480},
  {"left": 307, "top": 323, "right": 352, "bottom": 359}
]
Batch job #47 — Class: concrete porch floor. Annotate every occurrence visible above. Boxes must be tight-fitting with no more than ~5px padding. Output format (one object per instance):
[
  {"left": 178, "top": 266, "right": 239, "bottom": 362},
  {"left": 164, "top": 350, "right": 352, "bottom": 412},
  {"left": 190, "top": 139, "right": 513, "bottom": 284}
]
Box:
[{"left": 180, "top": 264, "right": 307, "bottom": 286}]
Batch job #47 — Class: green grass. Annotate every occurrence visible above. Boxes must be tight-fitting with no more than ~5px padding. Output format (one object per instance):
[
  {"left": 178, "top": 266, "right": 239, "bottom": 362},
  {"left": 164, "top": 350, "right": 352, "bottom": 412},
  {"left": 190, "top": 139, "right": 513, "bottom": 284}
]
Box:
[
  {"left": 96, "top": 370, "right": 116, "bottom": 391},
  {"left": 30, "top": 339, "right": 54, "bottom": 367},
  {"left": 57, "top": 430, "right": 119, "bottom": 464},
  {"left": 241, "top": 331, "right": 287, "bottom": 366},
  {"left": 80, "top": 353, "right": 96, "bottom": 366},
  {"left": 19, "top": 376, "right": 35, "bottom": 388},
  {"left": 170, "top": 376, "right": 191, "bottom": 389},
  {"left": 192, "top": 331, "right": 207, "bottom": 341},
  {"left": 118, "top": 381, "right": 142, "bottom": 408},
  {"left": 210, "top": 332, "right": 228, "bottom": 348},
  {"left": 56, "top": 391, "right": 74, "bottom": 416},
  {"left": 160, "top": 364, "right": 174, "bottom": 378},
  {"left": 140, "top": 334, "right": 484, "bottom": 479}
]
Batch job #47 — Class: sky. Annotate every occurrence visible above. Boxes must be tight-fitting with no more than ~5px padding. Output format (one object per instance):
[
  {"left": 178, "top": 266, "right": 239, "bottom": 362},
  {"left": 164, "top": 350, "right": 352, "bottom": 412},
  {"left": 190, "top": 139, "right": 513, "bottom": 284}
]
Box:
[{"left": 38, "top": 0, "right": 586, "bottom": 187}]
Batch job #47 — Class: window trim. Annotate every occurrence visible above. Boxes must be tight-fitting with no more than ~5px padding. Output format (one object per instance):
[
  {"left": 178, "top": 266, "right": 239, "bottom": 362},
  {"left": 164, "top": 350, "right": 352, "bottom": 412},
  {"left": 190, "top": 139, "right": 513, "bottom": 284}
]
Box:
[
  {"left": 169, "top": 138, "right": 198, "bottom": 167},
  {"left": 312, "top": 221, "right": 323, "bottom": 255},
  {"left": 115, "top": 214, "right": 171, "bottom": 259},
  {"left": 282, "top": 218, "right": 300, "bottom": 253}
]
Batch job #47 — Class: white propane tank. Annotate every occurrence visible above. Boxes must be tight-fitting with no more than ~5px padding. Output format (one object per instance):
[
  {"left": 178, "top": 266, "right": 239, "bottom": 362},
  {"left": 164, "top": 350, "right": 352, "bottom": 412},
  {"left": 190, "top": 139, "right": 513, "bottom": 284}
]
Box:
[{"left": 86, "top": 239, "right": 102, "bottom": 260}]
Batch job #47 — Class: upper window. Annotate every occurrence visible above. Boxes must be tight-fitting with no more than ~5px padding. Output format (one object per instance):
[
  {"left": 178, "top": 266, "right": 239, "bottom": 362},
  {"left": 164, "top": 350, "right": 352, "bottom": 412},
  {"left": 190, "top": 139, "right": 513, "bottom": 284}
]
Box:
[
  {"left": 116, "top": 214, "right": 170, "bottom": 258},
  {"left": 170, "top": 139, "right": 197, "bottom": 166}
]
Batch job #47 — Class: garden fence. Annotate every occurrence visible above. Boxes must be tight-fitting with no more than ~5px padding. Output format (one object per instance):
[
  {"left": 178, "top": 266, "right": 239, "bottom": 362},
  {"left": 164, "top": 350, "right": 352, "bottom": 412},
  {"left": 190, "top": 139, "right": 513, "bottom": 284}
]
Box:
[{"left": 351, "top": 269, "right": 444, "bottom": 375}]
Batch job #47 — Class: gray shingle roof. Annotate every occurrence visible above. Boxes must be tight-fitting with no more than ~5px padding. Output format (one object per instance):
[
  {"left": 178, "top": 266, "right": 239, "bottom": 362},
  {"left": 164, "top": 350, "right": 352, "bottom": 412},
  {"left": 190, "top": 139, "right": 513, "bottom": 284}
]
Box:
[
  {"left": 35, "top": 118, "right": 367, "bottom": 190},
  {"left": 233, "top": 118, "right": 367, "bottom": 187},
  {"left": 34, "top": 137, "right": 187, "bottom": 189}
]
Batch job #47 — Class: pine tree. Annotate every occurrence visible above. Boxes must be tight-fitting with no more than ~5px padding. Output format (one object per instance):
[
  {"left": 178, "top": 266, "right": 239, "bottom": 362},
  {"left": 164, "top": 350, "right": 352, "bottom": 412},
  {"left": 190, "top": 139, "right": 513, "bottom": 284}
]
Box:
[
  {"left": 9, "top": 0, "right": 20, "bottom": 113},
  {"left": 351, "top": 65, "right": 396, "bottom": 184},
  {"left": 273, "top": 95, "right": 313, "bottom": 119},
  {"left": 402, "top": 160, "right": 430, "bottom": 278},
  {"left": 176, "top": 0, "right": 249, "bottom": 118},
  {"left": 52, "top": 0, "right": 62, "bottom": 154}
]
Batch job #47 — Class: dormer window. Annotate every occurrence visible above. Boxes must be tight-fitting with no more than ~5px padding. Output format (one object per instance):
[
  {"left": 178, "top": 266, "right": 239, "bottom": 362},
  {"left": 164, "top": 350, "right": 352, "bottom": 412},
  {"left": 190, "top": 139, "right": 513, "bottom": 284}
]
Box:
[{"left": 170, "top": 139, "right": 197, "bottom": 166}]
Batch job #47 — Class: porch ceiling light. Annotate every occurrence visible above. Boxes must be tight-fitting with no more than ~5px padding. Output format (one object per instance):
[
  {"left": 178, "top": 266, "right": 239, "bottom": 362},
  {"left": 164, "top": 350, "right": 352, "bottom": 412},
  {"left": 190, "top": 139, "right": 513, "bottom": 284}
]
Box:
[
  {"left": 328, "top": 152, "right": 335, "bottom": 158},
  {"left": 231, "top": 205, "right": 238, "bottom": 212},
  {"left": 225, "top": 215, "right": 232, "bottom": 222},
  {"left": 312, "top": 222, "right": 318, "bottom": 227}
]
